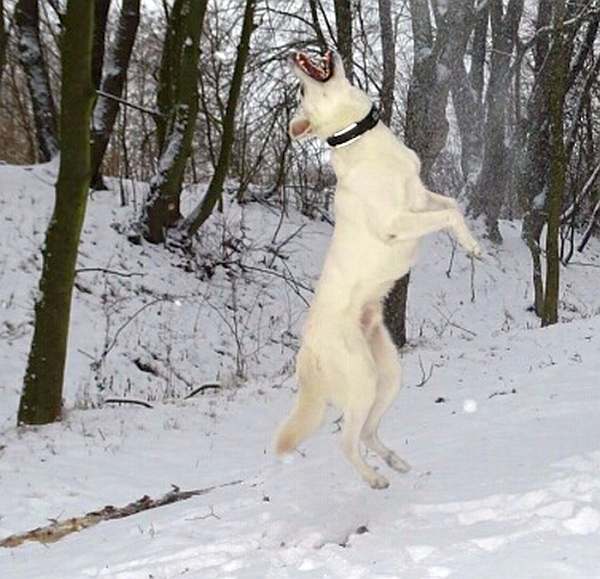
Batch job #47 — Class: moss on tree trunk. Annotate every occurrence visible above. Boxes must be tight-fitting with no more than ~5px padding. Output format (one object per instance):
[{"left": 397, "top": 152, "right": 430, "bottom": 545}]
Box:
[
  {"left": 18, "top": 0, "right": 95, "bottom": 425},
  {"left": 542, "top": 1, "right": 567, "bottom": 327}
]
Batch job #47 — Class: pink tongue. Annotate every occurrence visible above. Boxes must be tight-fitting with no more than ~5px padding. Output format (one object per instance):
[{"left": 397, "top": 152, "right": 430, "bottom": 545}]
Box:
[{"left": 290, "top": 118, "right": 310, "bottom": 138}]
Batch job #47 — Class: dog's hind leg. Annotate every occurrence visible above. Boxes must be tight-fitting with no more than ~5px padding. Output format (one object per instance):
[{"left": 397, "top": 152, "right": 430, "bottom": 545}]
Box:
[
  {"left": 342, "top": 396, "right": 390, "bottom": 489},
  {"left": 338, "top": 340, "right": 390, "bottom": 489},
  {"left": 361, "top": 322, "right": 411, "bottom": 473}
]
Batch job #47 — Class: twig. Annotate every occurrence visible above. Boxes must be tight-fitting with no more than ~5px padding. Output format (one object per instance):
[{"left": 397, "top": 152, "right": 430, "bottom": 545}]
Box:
[
  {"left": 0, "top": 480, "right": 243, "bottom": 548},
  {"left": 102, "top": 297, "right": 169, "bottom": 358},
  {"left": 432, "top": 305, "right": 478, "bottom": 337},
  {"left": 577, "top": 196, "right": 600, "bottom": 253},
  {"left": 103, "top": 398, "right": 154, "bottom": 409},
  {"left": 567, "top": 260, "right": 600, "bottom": 268},
  {"left": 470, "top": 257, "right": 476, "bottom": 303},
  {"left": 76, "top": 267, "right": 145, "bottom": 278},
  {"left": 446, "top": 234, "right": 457, "bottom": 278},
  {"left": 413, "top": 355, "right": 435, "bottom": 387},
  {"left": 96, "top": 90, "right": 164, "bottom": 118}
]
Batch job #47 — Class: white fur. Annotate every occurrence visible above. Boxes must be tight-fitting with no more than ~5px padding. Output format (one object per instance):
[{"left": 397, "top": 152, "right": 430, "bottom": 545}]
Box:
[{"left": 275, "top": 53, "right": 481, "bottom": 489}]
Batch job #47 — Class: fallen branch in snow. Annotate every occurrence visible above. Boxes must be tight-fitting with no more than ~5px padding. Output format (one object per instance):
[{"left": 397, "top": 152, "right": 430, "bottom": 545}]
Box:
[
  {"left": 103, "top": 398, "right": 154, "bottom": 409},
  {"left": 0, "top": 480, "right": 243, "bottom": 549},
  {"left": 184, "top": 383, "right": 222, "bottom": 399},
  {"left": 432, "top": 305, "right": 478, "bottom": 338},
  {"left": 75, "top": 267, "right": 145, "bottom": 278}
]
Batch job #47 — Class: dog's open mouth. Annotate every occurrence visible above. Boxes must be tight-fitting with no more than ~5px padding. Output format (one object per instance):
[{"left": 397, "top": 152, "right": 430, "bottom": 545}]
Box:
[{"left": 293, "top": 50, "right": 334, "bottom": 82}]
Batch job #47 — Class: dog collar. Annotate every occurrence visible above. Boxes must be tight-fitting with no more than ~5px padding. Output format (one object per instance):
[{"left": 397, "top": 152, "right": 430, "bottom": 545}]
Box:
[{"left": 326, "top": 104, "right": 380, "bottom": 148}]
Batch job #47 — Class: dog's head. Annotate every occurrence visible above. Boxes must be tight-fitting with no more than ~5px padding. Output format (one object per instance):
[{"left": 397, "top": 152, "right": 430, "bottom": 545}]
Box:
[{"left": 288, "top": 49, "right": 371, "bottom": 141}]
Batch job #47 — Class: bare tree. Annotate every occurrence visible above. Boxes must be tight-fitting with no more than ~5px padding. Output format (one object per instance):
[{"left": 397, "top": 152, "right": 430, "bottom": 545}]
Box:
[
  {"left": 451, "top": 3, "right": 487, "bottom": 200},
  {"left": 142, "top": 0, "right": 208, "bottom": 243},
  {"left": 91, "top": 0, "right": 141, "bottom": 189},
  {"left": 19, "top": 0, "right": 95, "bottom": 425},
  {"left": 14, "top": 0, "right": 59, "bottom": 161},
  {"left": 377, "top": 0, "right": 395, "bottom": 125},
  {"left": 385, "top": 0, "right": 475, "bottom": 349},
  {"left": 185, "top": 0, "right": 257, "bottom": 236},
  {"left": 541, "top": 0, "right": 568, "bottom": 326},
  {"left": 0, "top": 0, "right": 7, "bottom": 91},
  {"left": 92, "top": 0, "right": 111, "bottom": 90},
  {"left": 470, "top": 0, "right": 524, "bottom": 243},
  {"left": 333, "top": 0, "right": 353, "bottom": 82}
]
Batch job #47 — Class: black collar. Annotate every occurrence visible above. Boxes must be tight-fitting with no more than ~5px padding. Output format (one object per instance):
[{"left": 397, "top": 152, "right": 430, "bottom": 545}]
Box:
[{"left": 326, "top": 104, "right": 380, "bottom": 148}]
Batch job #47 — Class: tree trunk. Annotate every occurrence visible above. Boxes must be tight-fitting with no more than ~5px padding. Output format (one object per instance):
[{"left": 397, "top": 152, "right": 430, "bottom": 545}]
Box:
[
  {"left": 452, "top": 4, "right": 486, "bottom": 198},
  {"left": 18, "top": 0, "right": 95, "bottom": 426},
  {"left": 0, "top": 0, "right": 7, "bottom": 92},
  {"left": 519, "top": 0, "right": 551, "bottom": 316},
  {"left": 90, "top": 0, "right": 141, "bottom": 189},
  {"left": 14, "top": 0, "right": 59, "bottom": 162},
  {"left": 542, "top": 0, "right": 567, "bottom": 326},
  {"left": 471, "top": 0, "right": 524, "bottom": 244},
  {"left": 185, "top": 0, "right": 256, "bottom": 237},
  {"left": 92, "top": 0, "right": 111, "bottom": 90},
  {"left": 143, "top": 0, "right": 207, "bottom": 243},
  {"left": 469, "top": 3, "right": 487, "bottom": 102},
  {"left": 451, "top": 59, "right": 484, "bottom": 198},
  {"left": 308, "top": 0, "right": 327, "bottom": 50},
  {"left": 385, "top": 0, "right": 475, "bottom": 349},
  {"left": 378, "top": 0, "right": 395, "bottom": 125},
  {"left": 333, "top": 0, "right": 353, "bottom": 82}
]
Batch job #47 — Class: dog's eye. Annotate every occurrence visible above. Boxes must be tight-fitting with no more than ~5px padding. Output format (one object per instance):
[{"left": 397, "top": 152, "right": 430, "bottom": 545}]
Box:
[{"left": 299, "top": 85, "right": 305, "bottom": 97}]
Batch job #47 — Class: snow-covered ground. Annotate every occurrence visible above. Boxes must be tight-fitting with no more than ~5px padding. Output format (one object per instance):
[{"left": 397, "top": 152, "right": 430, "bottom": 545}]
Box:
[{"left": 1, "top": 163, "right": 600, "bottom": 578}]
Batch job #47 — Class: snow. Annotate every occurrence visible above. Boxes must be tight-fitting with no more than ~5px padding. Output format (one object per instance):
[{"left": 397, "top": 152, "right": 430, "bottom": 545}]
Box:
[
  {"left": 462, "top": 399, "right": 477, "bottom": 413},
  {"left": 1, "top": 163, "right": 600, "bottom": 577}
]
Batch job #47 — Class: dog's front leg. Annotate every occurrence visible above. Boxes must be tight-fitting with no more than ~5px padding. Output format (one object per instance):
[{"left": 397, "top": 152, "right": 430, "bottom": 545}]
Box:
[
  {"left": 424, "top": 192, "right": 482, "bottom": 257},
  {"left": 385, "top": 209, "right": 481, "bottom": 257},
  {"left": 383, "top": 209, "right": 454, "bottom": 242}
]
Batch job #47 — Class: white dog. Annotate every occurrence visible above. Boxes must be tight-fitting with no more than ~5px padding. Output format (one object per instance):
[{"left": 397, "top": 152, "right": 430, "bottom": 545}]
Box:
[{"left": 275, "top": 50, "right": 481, "bottom": 489}]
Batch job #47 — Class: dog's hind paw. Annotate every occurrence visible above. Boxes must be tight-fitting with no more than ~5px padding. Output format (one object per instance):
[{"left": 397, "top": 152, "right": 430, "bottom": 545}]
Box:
[{"left": 367, "top": 473, "right": 390, "bottom": 490}]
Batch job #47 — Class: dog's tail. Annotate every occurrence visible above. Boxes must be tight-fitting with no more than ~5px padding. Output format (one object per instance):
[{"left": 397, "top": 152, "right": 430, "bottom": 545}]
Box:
[{"left": 274, "top": 351, "right": 326, "bottom": 455}]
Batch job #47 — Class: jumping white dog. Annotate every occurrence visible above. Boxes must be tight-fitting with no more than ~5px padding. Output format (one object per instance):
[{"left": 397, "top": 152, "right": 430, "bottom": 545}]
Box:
[{"left": 275, "top": 50, "right": 481, "bottom": 489}]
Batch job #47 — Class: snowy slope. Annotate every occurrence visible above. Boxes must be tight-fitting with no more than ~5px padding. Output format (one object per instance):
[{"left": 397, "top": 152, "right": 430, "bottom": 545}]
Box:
[{"left": 1, "top": 163, "right": 600, "bottom": 578}]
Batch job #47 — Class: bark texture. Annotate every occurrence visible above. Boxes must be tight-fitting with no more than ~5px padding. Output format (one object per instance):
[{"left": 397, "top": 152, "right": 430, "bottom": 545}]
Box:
[
  {"left": 541, "top": 1, "right": 568, "bottom": 327},
  {"left": 14, "top": 0, "right": 59, "bottom": 162},
  {"left": 19, "top": 0, "right": 95, "bottom": 425}
]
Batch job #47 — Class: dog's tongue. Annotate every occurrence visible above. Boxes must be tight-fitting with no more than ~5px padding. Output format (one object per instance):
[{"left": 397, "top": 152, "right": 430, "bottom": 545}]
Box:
[{"left": 294, "top": 51, "right": 333, "bottom": 82}]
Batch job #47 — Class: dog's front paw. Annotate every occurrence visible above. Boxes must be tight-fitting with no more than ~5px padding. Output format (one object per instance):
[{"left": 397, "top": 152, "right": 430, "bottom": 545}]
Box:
[
  {"left": 467, "top": 240, "right": 483, "bottom": 260},
  {"left": 367, "top": 473, "right": 390, "bottom": 490},
  {"left": 456, "top": 232, "right": 482, "bottom": 259}
]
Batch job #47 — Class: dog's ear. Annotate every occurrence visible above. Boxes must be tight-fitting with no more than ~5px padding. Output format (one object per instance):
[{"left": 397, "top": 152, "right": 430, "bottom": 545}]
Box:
[{"left": 289, "top": 115, "right": 312, "bottom": 140}]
